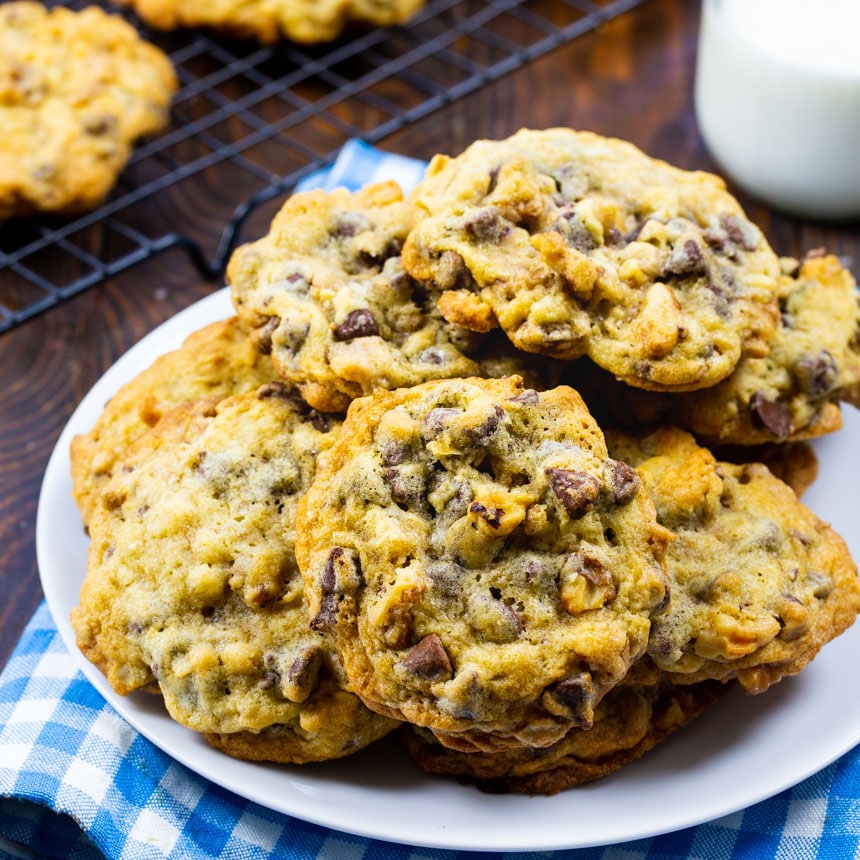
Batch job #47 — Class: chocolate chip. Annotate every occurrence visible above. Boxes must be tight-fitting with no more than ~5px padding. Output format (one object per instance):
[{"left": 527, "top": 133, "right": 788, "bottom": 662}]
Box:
[
  {"left": 284, "top": 646, "right": 323, "bottom": 702},
  {"left": 720, "top": 213, "right": 759, "bottom": 251},
  {"left": 256, "top": 380, "right": 296, "bottom": 401},
  {"left": 334, "top": 211, "right": 371, "bottom": 237},
  {"left": 551, "top": 209, "right": 597, "bottom": 252},
  {"left": 413, "top": 347, "right": 446, "bottom": 365},
  {"left": 750, "top": 392, "right": 793, "bottom": 439},
  {"left": 564, "top": 550, "right": 617, "bottom": 599},
  {"left": 664, "top": 238, "right": 706, "bottom": 276},
  {"left": 649, "top": 632, "right": 674, "bottom": 658},
  {"left": 542, "top": 671, "right": 595, "bottom": 725},
  {"left": 83, "top": 113, "right": 117, "bottom": 136},
  {"left": 386, "top": 467, "right": 425, "bottom": 506},
  {"left": 793, "top": 350, "right": 839, "bottom": 398},
  {"left": 808, "top": 571, "right": 834, "bottom": 599},
  {"left": 361, "top": 238, "right": 403, "bottom": 267},
  {"left": 633, "top": 360, "right": 653, "bottom": 379},
  {"left": 310, "top": 547, "right": 359, "bottom": 630},
  {"left": 333, "top": 309, "right": 380, "bottom": 341},
  {"left": 421, "top": 406, "right": 461, "bottom": 440},
  {"left": 703, "top": 225, "right": 727, "bottom": 249},
  {"left": 259, "top": 671, "right": 278, "bottom": 691},
  {"left": 609, "top": 460, "right": 640, "bottom": 504},
  {"left": 255, "top": 315, "right": 280, "bottom": 355},
  {"left": 279, "top": 319, "right": 310, "bottom": 355},
  {"left": 467, "top": 405, "right": 505, "bottom": 444},
  {"left": 508, "top": 389, "right": 540, "bottom": 406},
  {"left": 546, "top": 468, "right": 601, "bottom": 519},
  {"left": 401, "top": 634, "right": 453, "bottom": 680},
  {"left": 282, "top": 271, "right": 309, "bottom": 293},
  {"left": 309, "top": 411, "right": 331, "bottom": 432},
  {"left": 464, "top": 207, "right": 509, "bottom": 243},
  {"left": 469, "top": 501, "right": 503, "bottom": 529},
  {"left": 382, "top": 442, "right": 407, "bottom": 467},
  {"left": 435, "top": 250, "right": 471, "bottom": 290}
]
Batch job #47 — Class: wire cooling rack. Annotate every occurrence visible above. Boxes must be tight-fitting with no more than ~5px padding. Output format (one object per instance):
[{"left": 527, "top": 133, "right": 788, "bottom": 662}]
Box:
[{"left": 0, "top": 0, "right": 648, "bottom": 333}]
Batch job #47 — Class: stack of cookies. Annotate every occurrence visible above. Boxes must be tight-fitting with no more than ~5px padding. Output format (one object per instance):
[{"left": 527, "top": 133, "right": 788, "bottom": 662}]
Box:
[{"left": 70, "top": 128, "right": 860, "bottom": 794}]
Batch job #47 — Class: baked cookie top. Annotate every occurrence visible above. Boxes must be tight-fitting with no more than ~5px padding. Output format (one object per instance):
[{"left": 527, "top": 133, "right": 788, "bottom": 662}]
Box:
[
  {"left": 70, "top": 317, "right": 280, "bottom": 528},
  {"left": 0, "top": 2, "right": 176, "bottom": 218},
  {"left": 606, "top": 427, "right": 860, "bottom": 693},
  {"left": 296, "top": 376, "right": 670, "bottom": 752},
  {"left": 72, "top": 389, "right": 396, "bottom": 763},
  {"left": 112, "top": 0, "right": 425, "bottom": 43},
  {"left": 229, "top": 182, "right": 554, "bottom": 413},
  {"left": 402, "top": 127, "right": 781, "bottom": 390}
]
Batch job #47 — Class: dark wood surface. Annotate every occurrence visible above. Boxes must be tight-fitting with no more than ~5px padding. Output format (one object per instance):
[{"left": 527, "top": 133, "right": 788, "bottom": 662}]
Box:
[{"left": 1, "top": 0, "right": 858, "bottom": 673}]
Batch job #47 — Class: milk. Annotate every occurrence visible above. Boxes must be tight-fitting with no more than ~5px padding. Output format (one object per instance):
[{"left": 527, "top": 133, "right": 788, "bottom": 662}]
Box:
[{"left": 694, "top": 0, "right": 860, "bottom": 219}]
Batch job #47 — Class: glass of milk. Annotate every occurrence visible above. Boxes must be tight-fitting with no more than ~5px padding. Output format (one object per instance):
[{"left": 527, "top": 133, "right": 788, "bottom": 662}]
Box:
[{"left": 695, "top": 0, "right": 860, "bottom": 220}]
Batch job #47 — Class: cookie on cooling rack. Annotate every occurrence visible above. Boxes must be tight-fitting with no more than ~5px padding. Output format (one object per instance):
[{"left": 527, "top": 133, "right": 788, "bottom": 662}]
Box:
[
  {"left": 0, "top": 2, "right": 176, "bottom": 218},
  {"left": 401, "top": 663, "right": 731, "bottom": 794},
  {"left": 70, "top": 317, "right": 282, "bottom": 528},
  {"left": 295, "top": 376, "right": 670, "bottom": 753},
  {"left": 605, "top": 426, "right": 860, "bottom": 694},
  {"left": 573, "top": 252, "right": 860, "bottom": 446},
  {"left": 111, "top": 0, "right": 426, "bottom": 44},
  {"left": 228, "top": 182, "right": 562, "bottom": 413},
  {"left": 402, "top": 127, "right": 781, "bottom": 391},
  {"left": 72, "top": 388, "right": 398, "bottom": 763}
]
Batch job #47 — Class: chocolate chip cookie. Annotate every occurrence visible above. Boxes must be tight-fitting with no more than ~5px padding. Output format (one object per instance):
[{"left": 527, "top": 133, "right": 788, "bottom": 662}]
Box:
[
  {"left": 70, "top": 317, "right": 280, "bottom": 528},
  {"left": 605, "top": 427, "right": 860, "bottom": 693},
  {"left": 295, "top": 376, "right": 670, "bottom": 752},
  {"left": 72, "top": 389, "right": 397, "bottom": 762},
  {"left": 229, "top": 182, "right": 557, "bottom": 413},
  {"left": 112, "top": 0, "right": 425, "bottom": 43},
  {"left": 402, "top": 127, "right": 781, "bottom": 391},
  {"left": 0, "top": 2, "right": 176, "bottom": 218},
  {"left": 580, "top": 252, "right": 860, "bottom": 445}
]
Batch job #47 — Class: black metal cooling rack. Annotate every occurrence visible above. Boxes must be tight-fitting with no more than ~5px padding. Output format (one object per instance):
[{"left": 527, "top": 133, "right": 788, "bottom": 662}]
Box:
[{"left": 0, "top": 0, "right": 649, "bottom": 333}]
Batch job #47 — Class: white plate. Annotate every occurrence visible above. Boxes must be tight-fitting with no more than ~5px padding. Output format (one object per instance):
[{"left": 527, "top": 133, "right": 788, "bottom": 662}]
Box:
[{"left": 37, "top": 288, "right": 860, "bottom": 853}]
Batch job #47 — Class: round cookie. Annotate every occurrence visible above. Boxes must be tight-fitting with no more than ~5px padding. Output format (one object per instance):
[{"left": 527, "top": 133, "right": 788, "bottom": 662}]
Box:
[
  {"left": 605, "top": 427, "right": 860, "bottom": 693},
  {"left": 229, "top": 181, "right": 557, "bottom": 413},
  {"left": 578, "top": 253, "right": 860, "bottom": 445},
  {"left": 72, "top": 388, "right": 397, "bottom": 763},
  {"left": 402, "top": 127, "right": 781, "bottom": 390},
  {"left": 70, "top": 317, "right": 281, "bottom": 528},
  {"left": 295, "top": 376, "right": 670, "bottom": 752},
  {"left": 0, "top": 2, "right": 177, "bottom": 218},
  {"left": 111, "top": 0, "right": 425, "bottom": 44},
  {"left": 668, "top": 252, "right": 860, "bottom": 444},
  {"left": 401, "top": 667, "right": 731, "bottom": 794}
]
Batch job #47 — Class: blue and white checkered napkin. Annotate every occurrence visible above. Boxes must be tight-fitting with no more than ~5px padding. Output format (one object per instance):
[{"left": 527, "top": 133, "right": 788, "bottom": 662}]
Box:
[
  {"left": 2, "top": 603, "right": 860, "bottom": 860},
  {"left": 3, "top": 142, "right": 860, "bottom": 860}
]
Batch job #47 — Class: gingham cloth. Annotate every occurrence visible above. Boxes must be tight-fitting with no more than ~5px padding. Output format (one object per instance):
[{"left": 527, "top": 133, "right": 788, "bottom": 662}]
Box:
[
  {"left": 3, "top": 143, "right": 860, "bottom": 860},
  {"left": 2, "top": 603, "right": 860, "bottom": 860}
]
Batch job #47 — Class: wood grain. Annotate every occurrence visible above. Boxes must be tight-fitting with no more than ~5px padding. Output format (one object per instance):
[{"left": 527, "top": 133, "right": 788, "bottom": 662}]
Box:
[{"left": 1, "top": 0, "right": 858, "bottom": 670}]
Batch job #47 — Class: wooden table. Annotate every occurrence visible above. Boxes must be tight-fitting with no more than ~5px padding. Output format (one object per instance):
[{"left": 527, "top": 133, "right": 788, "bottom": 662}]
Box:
[{"left": 1, "top": 0, "right": 858, "bottom": 674}]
